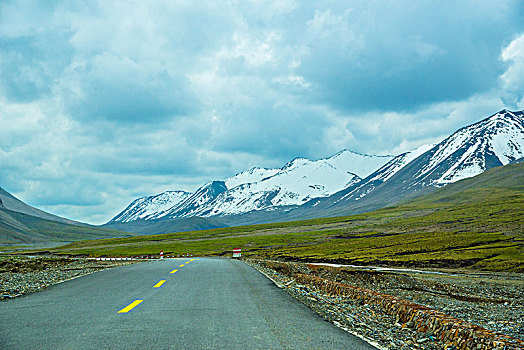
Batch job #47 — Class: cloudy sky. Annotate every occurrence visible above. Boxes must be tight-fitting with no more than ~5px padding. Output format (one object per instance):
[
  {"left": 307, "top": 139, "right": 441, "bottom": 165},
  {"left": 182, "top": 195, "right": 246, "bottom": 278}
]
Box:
[{"left": 1, "top": 0, "right": 524, "bottom": 224}]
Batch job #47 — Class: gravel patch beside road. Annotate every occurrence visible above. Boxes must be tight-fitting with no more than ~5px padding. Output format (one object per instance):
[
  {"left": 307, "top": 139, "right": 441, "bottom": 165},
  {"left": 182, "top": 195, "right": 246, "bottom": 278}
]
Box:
[
  {"left": 246, "top": 259, "right": 524, "bottom": 350},
  {"left": 0, "top": 256, "right": 133, "bottom": 300}
]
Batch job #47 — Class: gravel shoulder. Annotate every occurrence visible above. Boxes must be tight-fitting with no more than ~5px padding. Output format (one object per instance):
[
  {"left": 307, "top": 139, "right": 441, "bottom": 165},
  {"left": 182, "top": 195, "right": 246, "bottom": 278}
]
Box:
[
  {"left": 0, "top": 255, "right": 134, "bottom": 300},
  {"left": 246, "top": 259, "right": 524, "bottom": 350}
]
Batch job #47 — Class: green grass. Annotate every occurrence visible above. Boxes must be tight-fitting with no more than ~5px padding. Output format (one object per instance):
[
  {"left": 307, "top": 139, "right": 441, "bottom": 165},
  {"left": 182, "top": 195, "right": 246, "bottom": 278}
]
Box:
[
  {"left": 19, "top": 163, "right": 524, "bottom": 272},
  {"left": 42, "top": 192, "right": 523, "bottom": 271}
]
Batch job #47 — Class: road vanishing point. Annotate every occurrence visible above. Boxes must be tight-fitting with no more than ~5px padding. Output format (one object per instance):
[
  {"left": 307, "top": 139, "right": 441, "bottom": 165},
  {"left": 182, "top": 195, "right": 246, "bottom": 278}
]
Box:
[{"left": 0, "top": 258, "right": 376, "bottom": 349}]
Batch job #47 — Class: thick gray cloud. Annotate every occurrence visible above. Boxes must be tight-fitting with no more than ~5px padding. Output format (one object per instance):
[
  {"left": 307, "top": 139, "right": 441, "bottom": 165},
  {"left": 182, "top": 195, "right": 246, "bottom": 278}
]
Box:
[
  {"left": 62, "top": 54, "right": 196, "bottom": 122},
  {"left": 0, "top": 0, "right": 523, "bottom": 224},
  {"left": 296, "top": 1, "right": 524, "bottom": 112}
]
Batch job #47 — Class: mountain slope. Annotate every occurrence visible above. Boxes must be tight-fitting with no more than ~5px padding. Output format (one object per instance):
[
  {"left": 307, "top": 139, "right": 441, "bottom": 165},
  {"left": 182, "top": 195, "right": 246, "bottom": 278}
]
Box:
[
  {"left": 0, "top": 187, "right": 80, "bottom": 225},
  {"left": 0, "top": 206, "right": 131, "bottom": 244},
  {"left": 0, "top": 187, "right": 135, "bottom": 244},
  {"left": 290, "top": 109, "right": 524, "bottom": 219},
  {"left": 163, "top": 181, "right": 228, "bottom": 217},
  {"left": 103, "top": 216, "right": 227, "bottom": 235},
  {"left": 410, "top": 160, "right": 524, "bottom": 206},
  {"left": 109, "top": 190, "right": 191, "bottom": 223}
]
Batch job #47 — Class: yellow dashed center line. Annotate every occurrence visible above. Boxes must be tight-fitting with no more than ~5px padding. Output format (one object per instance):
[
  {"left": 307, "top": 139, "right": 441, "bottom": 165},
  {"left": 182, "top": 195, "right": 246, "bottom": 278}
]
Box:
[
  {"left": 153, "top": 280, "right": 166, "bottom": 288},
  {"left": 118, "top": 300, "right": 143, "bottom": 313},
  {"left": 119, "top": 260, "right": 200, "bottom": 314}
]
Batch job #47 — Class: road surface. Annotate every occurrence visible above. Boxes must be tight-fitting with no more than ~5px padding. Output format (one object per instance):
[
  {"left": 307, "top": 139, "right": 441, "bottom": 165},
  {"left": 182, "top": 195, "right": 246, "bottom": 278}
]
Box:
[{"left": 0, "top": 258, "right": 376, "bottom": 349}]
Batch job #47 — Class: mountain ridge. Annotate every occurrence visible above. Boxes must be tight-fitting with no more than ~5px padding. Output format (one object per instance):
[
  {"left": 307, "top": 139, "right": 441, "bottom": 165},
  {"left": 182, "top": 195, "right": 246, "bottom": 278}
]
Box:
[
  {"left": 110, "top": 109, "right": 524, "bottom": 229},
  {"left": 0, "top": 187, "right": 82, "bottom": 226},
  {"left": 287, "top": 109, "right": 524, "bottom": 219},
  {"left": 110, "top": 149, "right": 394, "bottom": 223}
]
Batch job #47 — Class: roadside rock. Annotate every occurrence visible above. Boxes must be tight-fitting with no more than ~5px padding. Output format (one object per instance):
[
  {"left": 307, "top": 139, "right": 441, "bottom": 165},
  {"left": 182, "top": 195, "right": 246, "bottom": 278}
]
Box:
[
  {"left": 0, "top": 256, "right": 133, "bottom": 300},
  {"left": 246, "top": 259, "right": 524, "bottom": 350}
]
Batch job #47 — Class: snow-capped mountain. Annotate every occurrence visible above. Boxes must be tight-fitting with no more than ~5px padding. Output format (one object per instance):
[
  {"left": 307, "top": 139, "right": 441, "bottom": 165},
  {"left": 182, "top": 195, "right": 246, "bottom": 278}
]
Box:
[
  {"left": 110, "top": 150, "right": 393, "bottom": 222},
  {"left": 170, "top": 155, "right": 364, "bottom": 218},
  {"left": 110, "top": 109, "right": 524, "bottom": 225},
  {"left": 413, "top": 109, "right": 524, "bottom": 186},
  {"left": 161, "top": 181, "right": 228, "bottom": 218},
  {"left": 292, "top": 109, "right": 524, "bottom": 218},
  {"left": 302, "top": 143, "right": 435, "bottom": 210},
  {"left": 157, "top": 150, "right": 392, "bottom": 219},
  {"left": 225, "top": 167, "right": 279, "bottom": 189},
  {"left": 109, "top": 190, "right": 191, "bottom": 223}
]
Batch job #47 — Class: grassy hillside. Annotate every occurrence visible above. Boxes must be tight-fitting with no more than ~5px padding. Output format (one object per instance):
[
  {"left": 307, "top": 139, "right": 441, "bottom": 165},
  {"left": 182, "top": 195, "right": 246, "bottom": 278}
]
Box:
[
  {"left": 0, "top": 207, "right": 133, "bottom": 244},
  {"left": 44, "top": 163, "right": 524, "bottom": 272},
  {"left": 0, "top": 187, "right": 81, "bottom": 225}
]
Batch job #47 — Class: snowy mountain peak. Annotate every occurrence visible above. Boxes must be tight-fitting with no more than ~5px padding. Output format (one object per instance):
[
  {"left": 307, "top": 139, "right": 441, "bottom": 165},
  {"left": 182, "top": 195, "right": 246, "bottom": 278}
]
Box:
[
  {"left": 323, "top": 149, "right": 394, "bottom": 178},
  {"left": 331, "top": 149, "right": 391, "bottom": 159},
  {"left": 281, "top": 157, "right": 312, "bottom": 171},
  {"left": 225, "top": 167, "right": 279, "bottom": 189},
  {"left": 415, "top": 109, "right": 524, "bottom": 186},
  {"left": 109, "top": 149, "right": 393, "bottom": 223},
  {"left": 109, "top": 190, "right": 191, "bottom": 223}
]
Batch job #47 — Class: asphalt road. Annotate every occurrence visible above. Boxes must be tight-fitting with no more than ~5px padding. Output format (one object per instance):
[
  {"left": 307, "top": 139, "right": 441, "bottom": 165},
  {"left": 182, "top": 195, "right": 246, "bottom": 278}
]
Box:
[{"left": 0, "top": 258, "right": 376, "bottom": 349}]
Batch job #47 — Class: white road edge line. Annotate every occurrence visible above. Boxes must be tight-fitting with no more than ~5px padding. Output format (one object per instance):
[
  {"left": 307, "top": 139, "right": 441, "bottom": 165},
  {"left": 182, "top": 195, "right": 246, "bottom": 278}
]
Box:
[{"left": 333, "top": 321, "right": 386, "bottom": 350}]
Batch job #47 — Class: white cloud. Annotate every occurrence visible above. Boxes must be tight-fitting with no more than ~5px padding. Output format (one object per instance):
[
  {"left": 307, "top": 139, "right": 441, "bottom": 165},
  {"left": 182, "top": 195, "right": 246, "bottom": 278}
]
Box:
[
  {"left": 0, "top": 0, "right": 523, "bottom": 224},
  {"left": 501, "top": 32, "right": 524, "bottom": 109}
]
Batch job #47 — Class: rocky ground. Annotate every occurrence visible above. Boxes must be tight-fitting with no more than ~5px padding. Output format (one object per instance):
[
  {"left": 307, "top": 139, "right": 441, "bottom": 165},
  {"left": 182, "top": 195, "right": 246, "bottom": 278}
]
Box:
[
  {"left": 0, "top": 255, "right": 133, "bottom": 300},
  {"left": 246, "top": 259, "right": 524, "bottom": 350}
]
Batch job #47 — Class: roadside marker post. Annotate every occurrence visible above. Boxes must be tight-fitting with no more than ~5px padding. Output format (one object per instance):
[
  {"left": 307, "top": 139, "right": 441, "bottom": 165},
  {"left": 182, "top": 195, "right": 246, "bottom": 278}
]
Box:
[
  {"left": 233, "top": 248, "right": 242, "bottom": 258},
  {"left": 160, "top": 251, "right": 164, "bottom": 260}
]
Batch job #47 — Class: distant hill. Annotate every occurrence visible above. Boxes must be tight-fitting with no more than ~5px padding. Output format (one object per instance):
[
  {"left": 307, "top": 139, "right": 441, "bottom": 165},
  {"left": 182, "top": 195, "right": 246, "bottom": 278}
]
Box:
[
  {"left": 0, "top": 187, "right": 81, "bottom": 225},
  {"left": 0, "top": 206, "right": 132, "bottom": 244},
  {"left": 0, "top": 186, "right": 228, "bottom": 242},
  {"left": 0, "top": 187, "right": 131, "bottom": 244}
]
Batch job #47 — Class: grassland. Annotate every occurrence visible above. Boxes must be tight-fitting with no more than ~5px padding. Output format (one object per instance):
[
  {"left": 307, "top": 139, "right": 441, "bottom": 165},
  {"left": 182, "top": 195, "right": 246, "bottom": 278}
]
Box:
[
  {"left": 23, "top": 163, "right": 524, "bottom": 272},
  {"left": 44, "top": 190, "right": 523, "bottom": 271}
]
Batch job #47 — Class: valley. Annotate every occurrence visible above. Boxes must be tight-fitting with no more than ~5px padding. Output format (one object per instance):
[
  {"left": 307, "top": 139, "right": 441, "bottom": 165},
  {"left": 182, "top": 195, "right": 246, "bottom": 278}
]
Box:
[{"left": 35, "top": 161, "right": 523, "bottom": 273}]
